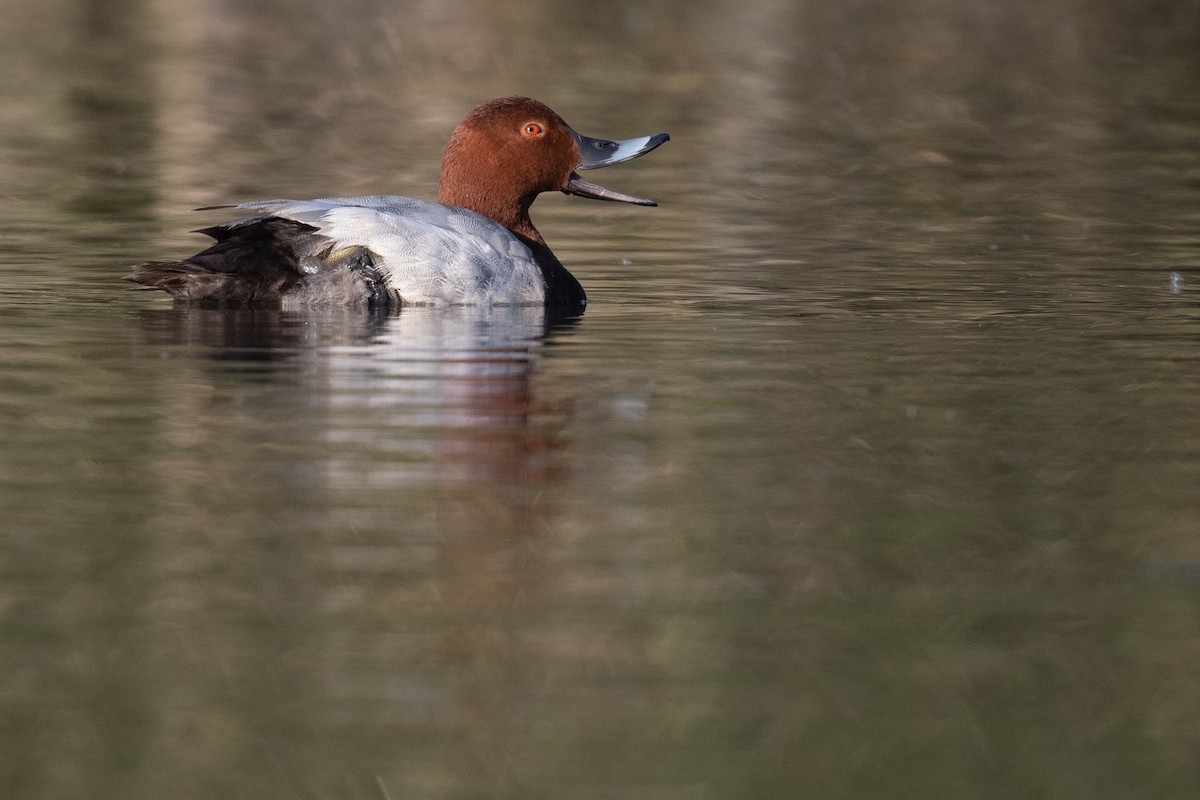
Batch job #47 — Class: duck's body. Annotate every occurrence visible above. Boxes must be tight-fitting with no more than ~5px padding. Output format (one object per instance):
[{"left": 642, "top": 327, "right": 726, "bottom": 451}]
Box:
[
  {"left": 147, "top": 196, "right": 553, "bottom": 308},
  {"left": 129, "top": 97, "right": 668, "bottom": 309}
]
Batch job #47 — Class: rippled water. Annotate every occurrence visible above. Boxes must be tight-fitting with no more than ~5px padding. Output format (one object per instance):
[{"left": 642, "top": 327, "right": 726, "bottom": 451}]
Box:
[{"left": 3, "top": 1, "right": 1200, "bottom": 797}]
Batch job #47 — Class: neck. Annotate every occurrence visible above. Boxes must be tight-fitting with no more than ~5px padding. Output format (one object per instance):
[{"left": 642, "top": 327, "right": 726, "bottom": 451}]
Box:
[
  {"left": 439, "top": 179, "right": 541, "bottom": 234},
  {"left": 439, "top": 141, "right": 584, "bottom": 307}
]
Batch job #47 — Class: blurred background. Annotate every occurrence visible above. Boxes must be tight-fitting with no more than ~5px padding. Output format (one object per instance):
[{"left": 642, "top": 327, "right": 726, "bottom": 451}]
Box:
[{"left": 1, "top": 1, "right": 1199, "bottom": 798}]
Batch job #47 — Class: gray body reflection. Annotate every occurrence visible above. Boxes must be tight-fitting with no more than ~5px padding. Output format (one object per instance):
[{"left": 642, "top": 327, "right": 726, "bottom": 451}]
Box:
[
  {"left": 136, "top": 304, "right": 576, "bottom": 489},
  {"left": 323, "top": 306, "right": 568, "bottom": 489}
]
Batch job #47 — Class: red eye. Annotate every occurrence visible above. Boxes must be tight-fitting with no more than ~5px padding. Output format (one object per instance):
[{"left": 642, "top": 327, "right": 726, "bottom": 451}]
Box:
[{"left": 523, "top": 122, "right": 544, "bottom": 137}]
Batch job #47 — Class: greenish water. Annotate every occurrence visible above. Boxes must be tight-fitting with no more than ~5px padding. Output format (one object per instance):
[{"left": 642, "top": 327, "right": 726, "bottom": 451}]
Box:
[{"left": 2, "top": 1, "right": 1200, "bottom": 798}]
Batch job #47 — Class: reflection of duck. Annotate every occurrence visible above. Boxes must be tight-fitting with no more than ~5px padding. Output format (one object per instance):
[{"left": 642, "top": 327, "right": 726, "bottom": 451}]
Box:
[
  {"left": 134, "top": 304, "right": 578, "bottom": 484},
  {"left": 324, "top": 306, "right": 567, "bottom": 484},
  {"left": 135, "top": 303, "right": 579, "bottom": 358},
  {"left": 129, "top": 97, "right": 668, "bottom": 309},
  {"left": 134, "top": 305, "right": 393, "bottom": 359}
]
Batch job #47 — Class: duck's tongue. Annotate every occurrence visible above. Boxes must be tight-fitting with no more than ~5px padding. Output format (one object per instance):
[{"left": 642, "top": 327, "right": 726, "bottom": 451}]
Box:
[{"left": 563, "top": 130, "right": 670, "bottom": 206}]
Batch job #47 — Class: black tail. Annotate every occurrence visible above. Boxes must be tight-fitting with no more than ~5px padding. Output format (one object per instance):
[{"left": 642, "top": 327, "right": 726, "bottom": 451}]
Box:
[
  {"left": 125, "top": 259, "right": 297, "bottom": 303},
  {"left": 127, "top": 216, "right": 389, "bottom": 307}
]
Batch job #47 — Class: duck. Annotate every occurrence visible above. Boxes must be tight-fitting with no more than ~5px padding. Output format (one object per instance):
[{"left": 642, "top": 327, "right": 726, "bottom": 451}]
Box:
[{"left": 128, "top": 96, "right": 668, "bottom": 309}]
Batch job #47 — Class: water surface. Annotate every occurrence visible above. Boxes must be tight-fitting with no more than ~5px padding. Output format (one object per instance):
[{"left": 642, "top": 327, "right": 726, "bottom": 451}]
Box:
[{"left": 2, "top": 1, "right": 1200, "bottom": 798}]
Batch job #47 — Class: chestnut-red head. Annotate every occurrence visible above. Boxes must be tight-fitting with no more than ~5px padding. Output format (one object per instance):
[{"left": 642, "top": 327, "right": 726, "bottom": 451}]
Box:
[{"left": 439, "top": 97, "right": 668, "bottom": 242}]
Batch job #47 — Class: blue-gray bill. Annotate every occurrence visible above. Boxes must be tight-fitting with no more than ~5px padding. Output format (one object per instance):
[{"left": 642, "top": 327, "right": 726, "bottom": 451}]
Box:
[{"left": 565, "top": 130, "right": 670, "bottom": 205}]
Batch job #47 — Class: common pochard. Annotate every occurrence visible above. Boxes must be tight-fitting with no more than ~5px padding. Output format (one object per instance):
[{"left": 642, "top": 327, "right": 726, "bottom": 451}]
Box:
[{"left": 128, "top": 97, "right": 668, "bottom": 308}]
